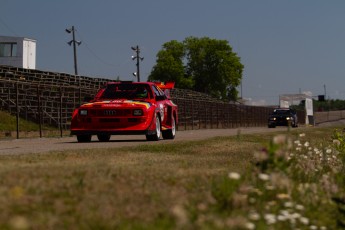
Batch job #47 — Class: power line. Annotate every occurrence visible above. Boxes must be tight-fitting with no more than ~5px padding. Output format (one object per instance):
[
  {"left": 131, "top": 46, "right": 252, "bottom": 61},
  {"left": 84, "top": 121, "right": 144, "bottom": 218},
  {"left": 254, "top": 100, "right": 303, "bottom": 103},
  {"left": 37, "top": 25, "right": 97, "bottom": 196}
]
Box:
[
  {"left": 0, "top": 16, "right": 19, "bottom": 36},
  {"left": 75, "top": 30, "right": 121, "bottom": 68}
]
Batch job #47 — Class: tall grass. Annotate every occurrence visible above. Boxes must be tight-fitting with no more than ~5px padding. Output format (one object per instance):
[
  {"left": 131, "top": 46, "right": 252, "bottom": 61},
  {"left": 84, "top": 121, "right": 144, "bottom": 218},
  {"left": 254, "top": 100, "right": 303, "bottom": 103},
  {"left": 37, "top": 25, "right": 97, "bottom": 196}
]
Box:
[
  {"left": 0, "top": 110, "right": 58, "bottom": 138},
  {"left": 0, "top": 110, "right": 41, "bottom": 131},
  {"left": 0, "top": 126, "right": 344, "bottom": 229}
]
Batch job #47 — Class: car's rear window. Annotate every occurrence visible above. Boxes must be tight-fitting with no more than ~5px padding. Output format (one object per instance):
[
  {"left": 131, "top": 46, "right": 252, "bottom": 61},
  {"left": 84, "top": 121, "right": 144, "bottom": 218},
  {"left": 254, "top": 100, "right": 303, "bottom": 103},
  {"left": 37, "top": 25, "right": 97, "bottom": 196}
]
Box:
[{"left": 274, "top": 110, "right": 291, "bottom": 114}]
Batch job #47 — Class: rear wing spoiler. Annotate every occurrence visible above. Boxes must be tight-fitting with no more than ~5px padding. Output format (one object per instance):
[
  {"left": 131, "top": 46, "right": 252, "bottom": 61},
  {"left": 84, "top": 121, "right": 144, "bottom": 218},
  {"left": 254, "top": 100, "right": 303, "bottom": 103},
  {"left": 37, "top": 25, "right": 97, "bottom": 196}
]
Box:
[
  {"left": 154, "top": 82, "right": 175, "bottom": 99},
  {"left": 154, "top": 81, "right": 175, "bottom": 90}
]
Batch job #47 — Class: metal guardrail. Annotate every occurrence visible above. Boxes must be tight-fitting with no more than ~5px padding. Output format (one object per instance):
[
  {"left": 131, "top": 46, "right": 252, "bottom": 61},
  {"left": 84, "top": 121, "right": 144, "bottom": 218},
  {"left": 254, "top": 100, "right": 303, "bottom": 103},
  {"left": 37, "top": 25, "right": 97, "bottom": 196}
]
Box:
[{"left": 174, "top": 98, "right": 272, "bottom": 130}]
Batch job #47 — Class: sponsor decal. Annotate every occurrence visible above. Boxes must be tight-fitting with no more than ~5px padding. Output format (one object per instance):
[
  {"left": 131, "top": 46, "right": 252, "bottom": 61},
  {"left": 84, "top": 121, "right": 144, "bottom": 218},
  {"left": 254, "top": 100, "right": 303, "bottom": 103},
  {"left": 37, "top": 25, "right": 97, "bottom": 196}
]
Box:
[{"left": 130, "top": 101, "right": 151, "bottom": 109}]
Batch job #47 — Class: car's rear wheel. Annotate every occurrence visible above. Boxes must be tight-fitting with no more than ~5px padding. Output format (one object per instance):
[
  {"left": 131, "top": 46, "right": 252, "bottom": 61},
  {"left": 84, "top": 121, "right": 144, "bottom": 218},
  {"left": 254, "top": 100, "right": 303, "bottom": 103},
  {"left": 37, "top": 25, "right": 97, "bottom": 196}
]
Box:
[
  {"left": 97, "top": 134, "right": 111, "bottom": 142},
  {"left": 146, "top": 115, "right": 161, "bottom": 141},
  {"left": 162, "top": 116, "right": 176, "bottom": 139},
  {"left": 77, "top": 135, "right": 92, "bottom": 142}
]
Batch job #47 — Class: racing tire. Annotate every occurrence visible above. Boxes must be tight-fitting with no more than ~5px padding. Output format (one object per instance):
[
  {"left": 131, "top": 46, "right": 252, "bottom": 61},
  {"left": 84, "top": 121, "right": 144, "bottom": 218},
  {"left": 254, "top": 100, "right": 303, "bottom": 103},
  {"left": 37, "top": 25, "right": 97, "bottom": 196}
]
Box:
[
  {"left": 162, "top": 116, "right": 176, "bottom": 139},
  {"left": 77, "top": 135, "right": 92, "bottom": 143},
  {"left": 97, "top": 134, "right": 111, "bottom": 142},
  {"left": 146, "top": 115, "right": 161, "bottom": 141}
]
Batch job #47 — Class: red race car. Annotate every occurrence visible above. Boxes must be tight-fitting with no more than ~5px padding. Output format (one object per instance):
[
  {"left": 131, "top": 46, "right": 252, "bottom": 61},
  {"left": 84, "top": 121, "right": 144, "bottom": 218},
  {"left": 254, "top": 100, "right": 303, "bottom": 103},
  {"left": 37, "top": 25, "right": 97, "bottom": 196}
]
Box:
[{"left": 70, "top": 81, "right": 178, "bottom": 142}]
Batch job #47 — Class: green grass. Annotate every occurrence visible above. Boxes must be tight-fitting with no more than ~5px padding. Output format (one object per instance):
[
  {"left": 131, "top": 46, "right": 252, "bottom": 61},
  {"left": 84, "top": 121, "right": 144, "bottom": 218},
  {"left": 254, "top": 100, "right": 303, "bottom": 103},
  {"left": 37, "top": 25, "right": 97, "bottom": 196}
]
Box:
[
  {"left": 0, "top": 110, "right": 58, "bottom": 138},
  {"left": 0, "top": 126, "right": 344, "bottom": 229},
  {"left": 0, "top": 110, "right": 41, "bottom": 131}
]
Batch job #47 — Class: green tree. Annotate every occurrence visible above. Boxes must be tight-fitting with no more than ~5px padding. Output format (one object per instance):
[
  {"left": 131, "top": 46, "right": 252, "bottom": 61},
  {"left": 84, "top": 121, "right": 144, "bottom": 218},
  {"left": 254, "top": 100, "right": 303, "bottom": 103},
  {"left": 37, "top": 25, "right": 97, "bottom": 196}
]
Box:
[
  {"left": 148, "top": 37, "right": 243, "bottom": 100},
  {"left": 148, "top": 40, "right": 194, "bottom": 89},
  {"left": 313, "top": 99, "right": 345, "bottom": 111}
]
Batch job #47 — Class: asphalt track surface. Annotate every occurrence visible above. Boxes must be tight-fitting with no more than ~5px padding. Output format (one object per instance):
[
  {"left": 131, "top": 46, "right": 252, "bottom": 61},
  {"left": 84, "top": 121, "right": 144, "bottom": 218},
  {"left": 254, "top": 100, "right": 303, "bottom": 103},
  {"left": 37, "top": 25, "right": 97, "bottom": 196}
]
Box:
[{"left": 0, "top": 126, "right": 299, "bottom": 155}]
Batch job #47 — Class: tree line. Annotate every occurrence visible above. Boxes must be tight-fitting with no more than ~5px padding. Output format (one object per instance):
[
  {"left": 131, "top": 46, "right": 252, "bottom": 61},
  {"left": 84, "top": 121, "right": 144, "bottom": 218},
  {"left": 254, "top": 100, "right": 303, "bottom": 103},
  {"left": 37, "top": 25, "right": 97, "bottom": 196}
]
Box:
[{"left": 291, "top": 99, "right": 345, "bottom": 111}]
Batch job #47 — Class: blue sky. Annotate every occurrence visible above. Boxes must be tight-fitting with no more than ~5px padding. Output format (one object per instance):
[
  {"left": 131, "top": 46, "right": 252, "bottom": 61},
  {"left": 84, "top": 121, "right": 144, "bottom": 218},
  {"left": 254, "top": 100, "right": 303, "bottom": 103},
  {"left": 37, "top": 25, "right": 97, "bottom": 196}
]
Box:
[{"left": 1, "top": 1, "right": 345, "bottom": 105}]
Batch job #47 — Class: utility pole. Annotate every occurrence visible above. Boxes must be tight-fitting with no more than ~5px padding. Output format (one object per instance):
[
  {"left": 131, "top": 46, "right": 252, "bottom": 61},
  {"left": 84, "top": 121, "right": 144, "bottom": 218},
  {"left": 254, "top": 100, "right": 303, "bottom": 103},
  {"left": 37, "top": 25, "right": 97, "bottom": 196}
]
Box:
[
  {"left": 66, "top": 26, "right": 82, "bottom": 75},
  {"left": 324, "top": 84, "right": 327, "bottom": 99},
  {"left": 131, "top": 45, "right": 144, "bottom": 82},
  {"left": 66, "top": 26, "right": 82, "bottom": 105}
]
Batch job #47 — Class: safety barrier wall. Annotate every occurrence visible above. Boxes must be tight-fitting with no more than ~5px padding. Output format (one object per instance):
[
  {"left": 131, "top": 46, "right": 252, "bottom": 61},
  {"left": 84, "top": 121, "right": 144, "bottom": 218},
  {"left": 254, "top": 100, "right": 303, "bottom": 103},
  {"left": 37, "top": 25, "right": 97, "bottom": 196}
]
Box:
[
  {"left": 173, "top": 98, "right": 273, "bottom": 130},
  {"left": 314, "top": 110, "right": 345, "bottom": 124}
]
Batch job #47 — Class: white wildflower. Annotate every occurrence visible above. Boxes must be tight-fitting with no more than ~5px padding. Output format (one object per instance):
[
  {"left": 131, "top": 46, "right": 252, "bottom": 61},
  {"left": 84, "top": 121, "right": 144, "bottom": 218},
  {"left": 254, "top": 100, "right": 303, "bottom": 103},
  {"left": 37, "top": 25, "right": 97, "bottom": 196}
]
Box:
[
  {"left": 264, "top": 214, "right": 277, "bottom": 225},
  {"left": 299, "top": 133, "right": 306, "bottom": 137},
  {"left": 228, "top": 172, "right": 241, "bottom": 180},
  {"left": 254, "top": 150, "right": 269, "bottom": 162},
  {"left": 326, "top": 148, "right": 332, "bottom": 154},
  {"left": 245, "top": 222, "right": 255, "bottom": 230},
  {"left": 310, "top": 225, "right": 317, "bottom": 230},
  {"left": 248, "top": 211, "right": 260, "bottom": 221},
  {"left": 280, "top": 210, "right": 290, "bottom": 216},
  {"left": 295, "top": 204, "right": 304, "bottom": 211},
  {"left": 273, "top": 134, "right": 287, "bottom": 145},
  {"left": 290, "top": 212, "right": 301, "bottom": 219},
  {"left": 277, "top": 215, "right": 287, "bottom": 221},
  {"left": 284, "top": 201, "right": 294, "bottom": 208},
  {"left": 333, "top": 139, "right": 341, "bottom": 146},
  {"left": 304, "top": 141, "right": 310, "bottom": 147},
  {"left": 258, "top": 173, "right": 270, "bottom": 181},
  {"left": 299, "top": 217, "right": 309, "bottom": 225}
]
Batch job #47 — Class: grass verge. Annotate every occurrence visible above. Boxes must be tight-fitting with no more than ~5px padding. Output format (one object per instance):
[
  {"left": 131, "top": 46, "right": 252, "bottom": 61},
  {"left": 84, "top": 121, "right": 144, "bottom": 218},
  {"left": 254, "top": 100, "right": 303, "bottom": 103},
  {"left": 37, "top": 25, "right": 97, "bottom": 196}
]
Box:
[{"left": 0, "top": 126, "right": 344, "bottom": 229}]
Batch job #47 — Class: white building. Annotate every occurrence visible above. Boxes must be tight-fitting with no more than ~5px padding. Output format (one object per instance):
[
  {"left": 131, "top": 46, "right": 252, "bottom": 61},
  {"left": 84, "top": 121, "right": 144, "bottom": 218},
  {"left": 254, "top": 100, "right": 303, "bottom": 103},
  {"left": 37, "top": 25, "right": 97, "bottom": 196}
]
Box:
[{"left": 0, "top": 36, "right": 36, "bottom": 69}]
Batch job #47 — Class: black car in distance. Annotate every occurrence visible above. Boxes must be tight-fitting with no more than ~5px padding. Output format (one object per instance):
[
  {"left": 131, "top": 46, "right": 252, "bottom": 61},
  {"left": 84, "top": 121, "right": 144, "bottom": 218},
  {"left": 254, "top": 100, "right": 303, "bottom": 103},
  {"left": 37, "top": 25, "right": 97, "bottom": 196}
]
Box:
[{"left": 268, "top": 108, "right": 298, "bottom": 128}]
